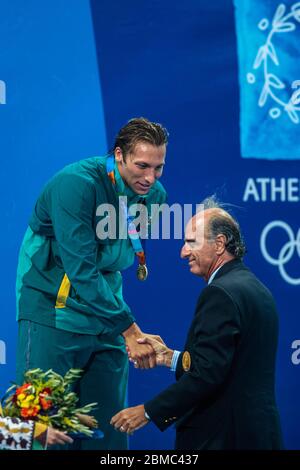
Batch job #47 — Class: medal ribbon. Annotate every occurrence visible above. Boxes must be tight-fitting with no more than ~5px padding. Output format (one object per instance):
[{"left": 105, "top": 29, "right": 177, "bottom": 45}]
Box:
[{"left": 106, "top": 154, "right": 146, "bottom": 268}]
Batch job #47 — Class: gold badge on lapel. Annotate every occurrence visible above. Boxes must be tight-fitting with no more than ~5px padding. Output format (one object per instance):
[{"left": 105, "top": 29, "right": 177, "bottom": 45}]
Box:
[{"left": 182, "top": 351, "right": 191, "bottom": 372}]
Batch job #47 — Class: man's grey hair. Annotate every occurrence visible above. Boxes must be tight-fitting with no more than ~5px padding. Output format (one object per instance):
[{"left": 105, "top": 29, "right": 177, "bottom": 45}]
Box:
[{"left": 200, "top": 195, "right": 246, "bottom": 259}]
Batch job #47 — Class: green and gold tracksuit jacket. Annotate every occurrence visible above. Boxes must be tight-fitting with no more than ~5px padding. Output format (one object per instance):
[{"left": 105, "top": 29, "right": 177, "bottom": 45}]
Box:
[{"left": 16, "top": 156, "right": 167, "bottom": 337}]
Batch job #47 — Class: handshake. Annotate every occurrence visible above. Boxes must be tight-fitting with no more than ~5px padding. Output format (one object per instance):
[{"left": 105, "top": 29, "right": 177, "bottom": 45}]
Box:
[
  {"left": 110, "top": 323, "right": 175, "bottom": 435},
  {"left": 122, "top": 323, "right": 174, "bottom": 369}
]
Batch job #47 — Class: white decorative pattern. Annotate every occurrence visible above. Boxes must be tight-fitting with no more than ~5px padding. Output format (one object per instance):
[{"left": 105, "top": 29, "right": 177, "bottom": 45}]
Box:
[{"left": 247, "top": 3, "right": 300, "bottom": 124}]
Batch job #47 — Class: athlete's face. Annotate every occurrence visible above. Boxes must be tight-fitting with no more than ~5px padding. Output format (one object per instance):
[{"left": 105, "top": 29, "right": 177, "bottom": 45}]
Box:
[{"left": 115, "top": 142, "right": 166, "bottom": 195}]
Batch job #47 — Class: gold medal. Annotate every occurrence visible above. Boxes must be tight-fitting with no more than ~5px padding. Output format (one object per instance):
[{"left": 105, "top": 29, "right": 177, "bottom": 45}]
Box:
[
  {"left": 137, "top": 263, "right": 148, "bottom": 281},
  {"left": 182, "top": 351, "right": 191, "bottom": 372}
]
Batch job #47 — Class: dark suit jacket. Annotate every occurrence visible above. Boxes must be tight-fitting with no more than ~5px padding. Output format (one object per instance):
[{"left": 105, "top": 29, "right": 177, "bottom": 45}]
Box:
[{"left": 145, "top": 259, "right": 283, "bottom": 449}]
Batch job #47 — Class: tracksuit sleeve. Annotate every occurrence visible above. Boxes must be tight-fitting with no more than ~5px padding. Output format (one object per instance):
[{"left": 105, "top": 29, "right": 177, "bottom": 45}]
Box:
[{"left": 50, "top": 174, "right": 135, "bottom": 336}]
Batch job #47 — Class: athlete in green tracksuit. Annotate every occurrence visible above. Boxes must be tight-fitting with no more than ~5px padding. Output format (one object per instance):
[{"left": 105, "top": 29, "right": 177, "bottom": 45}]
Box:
[{"left": 16, "top": 118, "right": 168, "bottom": 449}]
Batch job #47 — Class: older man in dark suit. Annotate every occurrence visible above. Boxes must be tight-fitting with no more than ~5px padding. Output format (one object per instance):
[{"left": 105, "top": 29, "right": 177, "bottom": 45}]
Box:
[{"left": 111, "top": 199, "right": 283, "bottom": 450}]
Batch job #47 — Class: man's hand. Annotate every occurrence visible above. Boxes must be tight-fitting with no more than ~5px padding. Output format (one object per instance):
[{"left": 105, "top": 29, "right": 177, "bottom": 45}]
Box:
[
  {"left": 46, "top": 427, "right": 74, "bottom": 447},
  {"left": 110, "top": 405, "right": 149, "bottom": 435},
  {"left": 122, "top": 323, "right": 156, "bottom": 369},
  {"left": 132, "top": 335, "right": 174, "bottom": 368}
]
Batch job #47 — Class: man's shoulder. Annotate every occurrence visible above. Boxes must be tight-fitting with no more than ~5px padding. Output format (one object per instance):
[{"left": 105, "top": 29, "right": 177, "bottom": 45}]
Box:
[
  {"left": 43, "top": 156, "right": 108, "bottom": 191},
  {"left": 211, "top": 261, "right": 274, "bottom": 303},
  {"left": 56, "top": 156, "right": 104, "bottom": 179},
  {"left": 211, "top": 262, "right": 255, "bottom": 290},
  {"left": 34, "top": 157, "right": 109, "bottom": 209},
  {"left": 209, "top": 260, "right": 251, "bottom": 285},
  {"left": 197, "top": 262, "right": 255, "bottom": 301}
]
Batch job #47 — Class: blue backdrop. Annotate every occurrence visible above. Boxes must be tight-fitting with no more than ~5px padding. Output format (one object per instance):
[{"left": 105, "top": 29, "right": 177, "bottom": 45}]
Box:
[{"left": 0, "top": 0, "right": 299, "bottom": 450}]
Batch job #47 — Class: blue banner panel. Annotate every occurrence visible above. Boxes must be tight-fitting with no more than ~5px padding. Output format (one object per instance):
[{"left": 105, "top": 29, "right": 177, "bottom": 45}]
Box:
[{"left": 234, "top": 0, "right": 300, "bottom": 159}]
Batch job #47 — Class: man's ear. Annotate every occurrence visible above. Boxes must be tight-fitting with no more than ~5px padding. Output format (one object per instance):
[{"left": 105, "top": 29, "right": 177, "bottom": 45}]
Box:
[
  {"left": 215, "top": 234, "right": 226, "bottom": 255},
  {"left": 114, "top": 147, "right": 123, "bottom": 163}
]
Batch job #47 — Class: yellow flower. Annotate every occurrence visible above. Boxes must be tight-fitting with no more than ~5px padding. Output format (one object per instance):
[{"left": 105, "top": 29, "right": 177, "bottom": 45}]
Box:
[
  {"left": 19, "top": 401, "right": 30, "bottom": 408},
  {"left": 63, "top": 417, "right": 75, "bottom": 428},
  {"left": 24, "top": 394, "right": 35, "bottom": 403}
]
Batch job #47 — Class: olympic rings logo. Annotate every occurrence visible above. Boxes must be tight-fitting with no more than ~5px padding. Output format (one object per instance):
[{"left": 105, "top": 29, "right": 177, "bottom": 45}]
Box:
[{"left": 260, "top": 221, "right": 300, "bottom": 285}]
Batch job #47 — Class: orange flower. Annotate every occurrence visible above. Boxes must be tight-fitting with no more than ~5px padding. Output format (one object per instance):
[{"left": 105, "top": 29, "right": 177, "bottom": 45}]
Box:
[
  {"left": 21, "top": 405, "right": 40, "bottom": 418},
  {"left": 39, "top": 388, "right": 53, "bottom": 410},
  {"left": 15, "top": 383, "right": 31, "bottom": 396}
]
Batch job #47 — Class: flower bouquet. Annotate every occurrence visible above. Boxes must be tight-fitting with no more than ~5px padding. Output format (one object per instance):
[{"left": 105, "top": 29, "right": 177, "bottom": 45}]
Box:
[{"left": 1, "top": 368, "right": 103, "bottom": 440}]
